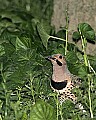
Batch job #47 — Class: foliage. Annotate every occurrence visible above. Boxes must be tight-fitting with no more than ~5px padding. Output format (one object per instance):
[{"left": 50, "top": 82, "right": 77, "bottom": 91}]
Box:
[
  {"left": 30, "top": 100, "right": 56, "bottom": 120},
  {"left": 0, "top": 0, "right": 96, "bottom": 120},
  {"left": 73, "top": 23, "right": 95, "bottom": 41}
]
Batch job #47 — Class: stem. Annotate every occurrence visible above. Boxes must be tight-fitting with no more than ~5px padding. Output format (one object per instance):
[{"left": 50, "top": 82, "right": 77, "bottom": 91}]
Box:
[
  {"left": 50, "top": 35, "right": 78, "bottom": 47},
  {"left": 30, "top": 73, "right": 35, "bottom": 103},
  {"left": 50, "top": 36, "right": 66, "bottom": 42},
  {"left": 88, "top": 75, "right": 93, "bottom": 118},
  {"left": 17, "top": 87, "right": 21, "bottom": 101},
  {"left": 65, "top": 9, "right": 69, "bottom": 55},
  {"left": 1, "top": 63, "right": 8, "bottom": 117},
  {"left": 56, "top": 93, "right": 59, "bottom": 120},
  {"left": 79, "top": 30, "right": 93, "bottom": 118},
  {"left": 59, "top": 104, "right": 63, "bottom": 120},
  {"left": 2, "top": 83, "right": 8, "bottom": 117},
  {"left": 80, "top": 34, "right": 88, "bottom": 66},
  {"left": 65, "top": 29, "right": 68, "bottom": 55}
]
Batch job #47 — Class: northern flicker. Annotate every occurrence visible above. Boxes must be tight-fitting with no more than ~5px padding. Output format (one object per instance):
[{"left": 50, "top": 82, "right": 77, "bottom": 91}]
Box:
[{"left": 46, "top": 54, "right": 81, "bottom": 103}]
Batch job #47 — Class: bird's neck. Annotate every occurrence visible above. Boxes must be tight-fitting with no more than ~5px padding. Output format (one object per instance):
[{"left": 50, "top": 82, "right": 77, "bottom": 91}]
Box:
[{"left": 52, "top": 64, "right": 71, "bottom": 82}]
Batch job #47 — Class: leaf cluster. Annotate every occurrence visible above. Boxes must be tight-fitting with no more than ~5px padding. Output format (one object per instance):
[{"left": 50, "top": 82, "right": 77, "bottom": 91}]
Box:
[{"left": 0, "top": 0, "right": 96, "bottom": 120}]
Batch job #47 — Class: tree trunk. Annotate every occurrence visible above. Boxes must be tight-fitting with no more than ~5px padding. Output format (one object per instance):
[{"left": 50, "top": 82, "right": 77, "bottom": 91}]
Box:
[{"left": 51, "top": 0, "right": 96, "bottom": 55}]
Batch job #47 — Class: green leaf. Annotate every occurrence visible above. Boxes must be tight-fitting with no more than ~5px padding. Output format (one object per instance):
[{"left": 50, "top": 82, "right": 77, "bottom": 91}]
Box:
[
  {"left": 56, "top": 29, "right": 66, "bottom": 39},
  {"left": 72, "top": 31, "right": 80, "bottom": 40},
  {"left": 78, "top": 23, "right": 95, "bottom": 40},
  {"left": 0, "top": 19, "right": 15, "bottom": 28},
  {"left": 0, "top": 45, "right": 5, "bottom": 56},
  {"left": 16, "top": 37, "right": 31, "bottom": 51},
  {"left": 84, "top": 30, "right": 95, "bottom": 40},
  {"left": 30, "top": 100, "right": 56, "bottom": 120},
  {"left": 0, "top": 11, "right": 23, "bottom": 24},
  {"left": 22, "top": 112, "right": 28, "bottom": 120},
  {"left": 78, "top": 65, "right": 88, "bottom": 78},
  {"left": 66, "top": 51, "right": 79, "bottom": 64},
  {"left": 78, "top": 23, "right": 92, "bottom": 32},
  {"left": 37, "top": 23, "right": 50, "bottom": 49},
  {"left": 16, "top": 37, "right": 27, "bottom": 51}
]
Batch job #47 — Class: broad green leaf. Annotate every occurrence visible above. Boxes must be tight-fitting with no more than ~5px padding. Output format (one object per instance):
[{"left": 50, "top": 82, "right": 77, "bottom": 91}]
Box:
[
  {"left": 84, "top": 30, "right": 95, "bottom": 41},
  {"left": 72, "top": 31, "right": 80, "bottom": 40},
  {"left": 78, "top": 65, "right": 88, "bottom": 78},
  {"left": 0, "top": 19, "right": 15, "bottom": 28},
  {"left": 66, "top": 51, "right": 79, "bottom": 64},
  {"left": 67, "top": 61, "right": 84, "bottom": 76},
  {"left": 20, "top": 37, "right": 32, "bottom": 49},
  {"left": 1, "top": 12, "right": 23, "bottom": 23},
  {"left": 78, "top": 23, "right": 92, "bottom": 32},
  {"left": 56, "top": 29, "right": 66, "bottom": 39},
  {"left": 16, "top": 37, "right": 31, "bottom": 51},
  {"left": 78, "top": 23, "right": 95, "bottom": 40},
  {"left": 30, "top": 100, "right": 56, "bottom": 120},
  {"left": 37, "top": 23, "right": 50, "bottom": 49},
  {"left": 54, "top": 50, "right": 65, "bottom": 55},
  {"left": 7, "top": 70, "right": 26, "bottom": 90}
]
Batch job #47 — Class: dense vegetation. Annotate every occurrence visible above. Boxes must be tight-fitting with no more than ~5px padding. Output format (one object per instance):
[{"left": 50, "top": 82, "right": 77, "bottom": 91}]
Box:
[{"left": 0, "top": 0, "right": 96, "bottom": 120}]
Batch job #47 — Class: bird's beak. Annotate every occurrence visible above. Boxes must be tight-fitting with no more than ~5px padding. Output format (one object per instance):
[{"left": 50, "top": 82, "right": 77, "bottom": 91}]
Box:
[{"left": 45, "top": 56, "right": 52, "bottom": 61}]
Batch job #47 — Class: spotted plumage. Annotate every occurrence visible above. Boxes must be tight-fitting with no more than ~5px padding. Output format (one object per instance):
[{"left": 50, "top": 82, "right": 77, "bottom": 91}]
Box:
[{"left": 46, "top": 54, "right": 81, "bottom": 103}]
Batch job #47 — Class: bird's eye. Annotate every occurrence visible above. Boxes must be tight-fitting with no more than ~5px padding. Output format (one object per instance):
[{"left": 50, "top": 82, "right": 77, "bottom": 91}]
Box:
[{"left": 59, "top": 55, "right": 62, "bottom": 59}]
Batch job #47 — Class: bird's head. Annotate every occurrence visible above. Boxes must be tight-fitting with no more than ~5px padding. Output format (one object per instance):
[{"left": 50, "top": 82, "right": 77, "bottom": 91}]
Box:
[{"left": 46, "top": 54, "right": 66, "bottom": 66}]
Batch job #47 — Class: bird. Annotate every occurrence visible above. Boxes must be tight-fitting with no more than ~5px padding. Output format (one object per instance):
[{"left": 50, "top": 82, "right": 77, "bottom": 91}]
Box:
[{"left": 46, "top": 54, "right": 81, "bottom": 103}]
